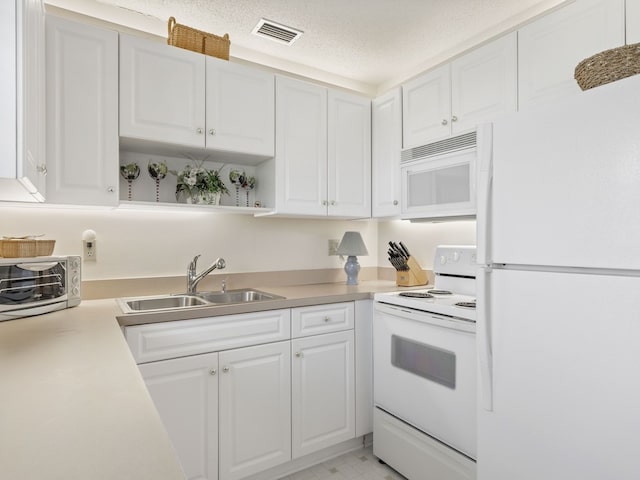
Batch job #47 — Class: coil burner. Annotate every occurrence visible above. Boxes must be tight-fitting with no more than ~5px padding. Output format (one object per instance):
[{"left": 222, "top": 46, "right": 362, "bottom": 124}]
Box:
[{"left": 398, "top": 292, "right": 434, "bottom": 299}]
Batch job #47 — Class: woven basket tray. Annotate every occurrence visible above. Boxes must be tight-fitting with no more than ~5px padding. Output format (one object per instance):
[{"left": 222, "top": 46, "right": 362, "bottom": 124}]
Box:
[
  {"left": 167, "top": 17, "right": 230, "bottom": 60},
  {"left": 575, "top": 43, "right": 640, "bottom": 90}
]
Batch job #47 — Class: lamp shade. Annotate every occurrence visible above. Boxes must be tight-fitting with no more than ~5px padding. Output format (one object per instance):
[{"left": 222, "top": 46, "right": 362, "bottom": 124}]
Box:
[{"left": 336, "top": 231, "right": 368, "bottom": 256}]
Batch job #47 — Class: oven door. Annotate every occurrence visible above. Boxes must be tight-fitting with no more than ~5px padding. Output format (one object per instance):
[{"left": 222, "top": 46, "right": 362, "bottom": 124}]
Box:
[
  {"left": 374, "top": 302, "right": 477, "bottom": 458},
  {"left": 0, "top": 260, "right": 68, "bottom": 315},
  {"left": 401, "top": 148, "right": 476, "bottom": 220}
]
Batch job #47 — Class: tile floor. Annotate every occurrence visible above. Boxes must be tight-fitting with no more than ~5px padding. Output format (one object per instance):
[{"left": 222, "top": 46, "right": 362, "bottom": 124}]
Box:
[{"left": 278, "top": 446, "right": 406, "bottom": 480}]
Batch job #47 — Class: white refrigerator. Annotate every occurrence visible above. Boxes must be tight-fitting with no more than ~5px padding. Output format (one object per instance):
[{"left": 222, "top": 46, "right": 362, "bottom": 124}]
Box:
[{"left": 476, "top": 74, "right": 640, "bottom": 480}]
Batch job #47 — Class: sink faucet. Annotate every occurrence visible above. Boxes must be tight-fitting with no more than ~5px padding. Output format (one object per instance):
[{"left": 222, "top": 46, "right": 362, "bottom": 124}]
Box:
[{"left": 187, "top": 255, "right": 226, "bottom": 294}]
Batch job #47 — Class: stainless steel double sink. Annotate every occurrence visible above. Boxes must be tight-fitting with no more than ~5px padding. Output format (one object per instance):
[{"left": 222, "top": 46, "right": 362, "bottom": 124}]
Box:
[{"left": 118, "top": 289, "right": 285, "bottom": 314}]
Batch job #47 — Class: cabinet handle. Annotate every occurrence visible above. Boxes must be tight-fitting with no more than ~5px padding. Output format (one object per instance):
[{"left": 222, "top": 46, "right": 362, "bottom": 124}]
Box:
[
  {"left": 451, "top": 116, "right": 458, "bottom": 122},
  {"left": 209, "top": 129, "right": 216, "bottom": 136},
  {"left": 223, "top": 366, "right": 230, "bottom": 373},
  {"left": 196, "top": 128, "right": 204, "bottom": 134},
  {"left": 37, "top": 164, "right": 47, "bottom": 175},
  {"left": 324, "top": 316, "right": 330, "bottom": 322},
  {"left": 393, "top": 200, "right": 398, "bottom": 206},
  {"left": 209, "top": 368, "right": 217, "bottom": 376},
  {"left": 106, "top": 186, "right": 115, "bottom": 193},
  {"left": 295, "top": 352, "right": 303, "bottom": 358},
  {"left": 441, "top": 119, "right": 448, "bottom": 126}
]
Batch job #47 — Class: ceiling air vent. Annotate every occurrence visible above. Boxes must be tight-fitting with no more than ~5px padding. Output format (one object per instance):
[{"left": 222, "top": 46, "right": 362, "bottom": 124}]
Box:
[{"left": 251, "top": 18, "right": 303, "bottom": 46}]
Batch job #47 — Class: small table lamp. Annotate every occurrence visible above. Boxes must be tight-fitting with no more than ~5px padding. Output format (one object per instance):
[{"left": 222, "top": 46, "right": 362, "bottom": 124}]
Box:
[{"left": 336, "top": 231, "right": 368, "bottom": 285}]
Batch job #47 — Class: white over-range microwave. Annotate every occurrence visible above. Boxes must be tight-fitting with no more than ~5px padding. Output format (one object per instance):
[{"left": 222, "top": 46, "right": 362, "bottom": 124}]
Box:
[{"left": 401, "top": 131, "right": 477, "bottom": 221}]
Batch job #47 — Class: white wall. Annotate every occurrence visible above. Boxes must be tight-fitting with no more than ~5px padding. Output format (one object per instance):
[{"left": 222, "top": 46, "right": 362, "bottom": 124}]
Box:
[
  {"left": 1, "top": 205, "right": 376, "bottom": 280},
  {"left": 377, "top": 219, "right": 476, "bottom": 270},
  {"left": 1, "top": 205, "right": 476, "bottom": 281}
]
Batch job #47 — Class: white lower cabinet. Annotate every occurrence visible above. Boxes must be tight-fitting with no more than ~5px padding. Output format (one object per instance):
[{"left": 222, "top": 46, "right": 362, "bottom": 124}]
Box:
[
  {"left": 128, "top": 301, "right": 365, "bottom": 480},
  {"left": 138, "top": 352, "right": 219, "bottom": 480},
  {"left": 291, "top": 330, "right": 355, "bottom": 458},
  {"left": 218, "top": 341, "right": 291, "bottom": 480}
]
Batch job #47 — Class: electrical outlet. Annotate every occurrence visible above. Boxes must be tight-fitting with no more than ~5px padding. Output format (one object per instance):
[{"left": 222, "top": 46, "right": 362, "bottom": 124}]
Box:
[
  {"left": 83, "top": 240, "right": 97, "bottom": 262},
  {"left": 328, "top": 239, "right": 339, "bottom": 256}
]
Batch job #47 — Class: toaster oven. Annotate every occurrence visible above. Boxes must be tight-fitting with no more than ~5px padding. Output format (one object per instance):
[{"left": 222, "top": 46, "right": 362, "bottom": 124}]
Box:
[{"left": 0, "top": 255, "right": 81, "bottom": 321}]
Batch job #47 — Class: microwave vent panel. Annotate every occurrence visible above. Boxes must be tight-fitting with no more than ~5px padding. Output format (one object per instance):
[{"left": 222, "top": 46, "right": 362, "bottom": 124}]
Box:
[{"left": 401, "top": 131, "right": 477, "bottom": 163}]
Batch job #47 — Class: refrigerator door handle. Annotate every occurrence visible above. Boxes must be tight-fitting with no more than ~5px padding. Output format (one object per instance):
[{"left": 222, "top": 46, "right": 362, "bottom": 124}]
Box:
[
  {"left": 476, "top": 123, "right": 493, "bottom": 266},
  {"left": 477, "top": 266, "right": 494, "bottom": 411}
]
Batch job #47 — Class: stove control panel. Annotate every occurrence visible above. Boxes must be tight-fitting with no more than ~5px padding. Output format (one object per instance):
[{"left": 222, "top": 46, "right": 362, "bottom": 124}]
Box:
[{"left": 434, "top": 245, "right": 477, "bottom": 277}]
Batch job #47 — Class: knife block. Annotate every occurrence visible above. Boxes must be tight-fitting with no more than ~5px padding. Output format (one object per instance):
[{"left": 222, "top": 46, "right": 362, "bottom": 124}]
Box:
[{"left": 396, "top": 256, "right": 428, "bottom": 287}]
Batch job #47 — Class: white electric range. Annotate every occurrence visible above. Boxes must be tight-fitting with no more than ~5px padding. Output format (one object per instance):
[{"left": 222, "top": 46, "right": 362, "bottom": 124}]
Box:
[{"left": 373, "top": 245, "right": 477, "bottom": 480}]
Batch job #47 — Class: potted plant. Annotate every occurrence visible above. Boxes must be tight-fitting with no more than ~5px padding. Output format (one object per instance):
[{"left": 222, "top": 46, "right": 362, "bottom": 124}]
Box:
[{"left": 172, "top": 161, "right": 229, "bottom": 205}]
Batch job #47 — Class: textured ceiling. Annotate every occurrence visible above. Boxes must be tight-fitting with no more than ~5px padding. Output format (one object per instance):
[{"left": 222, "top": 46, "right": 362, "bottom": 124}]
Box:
[{"left": 48, "top": 0, "right": 568, "bottom": 94}]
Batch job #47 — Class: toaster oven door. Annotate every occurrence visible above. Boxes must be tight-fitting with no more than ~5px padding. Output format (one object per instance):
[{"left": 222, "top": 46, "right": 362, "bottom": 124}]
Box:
[{"left": 0, "top": 261, "right": 67, "bottom": 310}]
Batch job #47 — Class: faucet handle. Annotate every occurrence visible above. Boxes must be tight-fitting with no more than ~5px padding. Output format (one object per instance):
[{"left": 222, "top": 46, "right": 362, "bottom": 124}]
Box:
[{"left": 189, "top": 254, "right": 201, "bottom": 270}]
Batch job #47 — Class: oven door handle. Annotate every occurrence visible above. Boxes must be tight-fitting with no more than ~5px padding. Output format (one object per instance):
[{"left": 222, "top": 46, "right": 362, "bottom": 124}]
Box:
[{"left": 477, "top": 266, "right": 494, "bottom": 411}]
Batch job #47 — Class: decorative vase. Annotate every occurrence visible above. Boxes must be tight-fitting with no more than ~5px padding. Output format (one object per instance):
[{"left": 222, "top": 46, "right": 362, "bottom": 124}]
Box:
[{"left": 183, "top": 191, "right": 221, "bottom": 205}]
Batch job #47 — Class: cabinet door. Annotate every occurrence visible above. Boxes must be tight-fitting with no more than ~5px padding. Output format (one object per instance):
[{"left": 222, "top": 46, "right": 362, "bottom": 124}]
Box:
[
  {"left": 402, "top": 64, "right": 451, "bottom": 147},
  {"left": 291, "top": 330, "right": 355, "bottom": 458},
  {"left": 518, "top": 0, "right": 625, "bottom": 110},
  {"left": 451, "top": 32, "right": 517, "bottom": 134},
  {"left": 120, "top": 34, "right": 206, "bottom": 147},
  {"left": 627, "top": 0, "right": 640, "bottom": 44},
  {"left": 372, "top": 88, "right": 402, "bottom": 217},
  {"left": 219, "top": 341, "right": 291, "bottom": 480},
  {"left": 18, "top": 0, "right": 46, "bottom": 198},
  {"left": 139, "top": 352, "right": 219, "bottom": 480},
  {"left": 206, "top": 58, "right": 274, "bottom": 158},
  {"left": 275, "top": 76, "right": 328, "bottom": 216},
  {"left": 327, "top": 90, "right": 371, "bottom": 218},
  {"left": 45, "top": 15, "right": 119, "bottom": 205}
]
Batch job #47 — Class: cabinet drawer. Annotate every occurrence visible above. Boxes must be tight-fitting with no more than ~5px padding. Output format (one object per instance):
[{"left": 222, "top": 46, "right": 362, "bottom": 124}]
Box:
[
  {"left": 291, "top": 302, "right": 354, "bottom": 338},
  {"left": 125, "top": 309, "right": 290, "bottom": 363}
]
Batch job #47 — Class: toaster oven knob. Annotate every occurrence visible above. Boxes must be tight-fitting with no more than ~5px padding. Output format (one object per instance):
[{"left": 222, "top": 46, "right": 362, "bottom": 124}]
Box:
[
  {"left": 72, "top": 287, "right": 80, "bottom": 296},
  {"left": 72, "top": 275, "right": 79, "bottom": 285},
  {"left": 440, "top": 255, "right": 447, "bottom": 265}
]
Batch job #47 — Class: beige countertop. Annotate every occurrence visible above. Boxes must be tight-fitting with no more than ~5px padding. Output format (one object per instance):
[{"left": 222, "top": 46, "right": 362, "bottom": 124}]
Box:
[{"left": 0, "top": 280, "right": 408, "bottom": 480}]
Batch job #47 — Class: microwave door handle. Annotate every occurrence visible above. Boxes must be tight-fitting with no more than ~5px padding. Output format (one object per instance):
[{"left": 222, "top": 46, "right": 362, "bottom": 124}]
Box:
[
  {"left": 17, "top": 262, "right": 59, "bottom": 272},
  {"left": 477, "top": 266, "right": 494, "bottom": 411},
  {"left": 476, "top": 123, "right": 493, "bottom": 266}
]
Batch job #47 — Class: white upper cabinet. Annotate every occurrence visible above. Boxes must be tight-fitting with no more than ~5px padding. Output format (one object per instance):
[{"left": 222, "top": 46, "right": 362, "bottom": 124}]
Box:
[
  {"left": 45, "top": 15, "right": 119, "bottom": 205},
  {"left": 270, "top": 76, "right": 371, "bottom": 218},
  {"left": 518, "top": 0, "right": 625, "bottom": 110},
  {"left": 120, "top": 34, "right": 274, "bottom": 159},
  {"left": 403, "top": 32, "right": 516, "bottom": 147},
  {"left": 327, "top": 90, "right": 371, "bottom": 218},
  {"left": 372, "top": 88, "right": 402, "bottom": 218},
  {"left": 273, "top": 76, "right": 328, "bottom": 216},
  {"left": 206, "top": 59, "right": 274, "bottom": 158},
  {"left": 402, "top": 64, "right": 451, "bottom": 147},
  {"left": 450, "top": 31, "right": 517, "bottom": 133},
  {"left": 120, "top": 34, "right": 206, "bottom": 148},
  {"left": 626, "top": 0, "right": 640, "bottom": 43},
  {"left": 0, "top": 0, "right": 46, "bottom": 202}
]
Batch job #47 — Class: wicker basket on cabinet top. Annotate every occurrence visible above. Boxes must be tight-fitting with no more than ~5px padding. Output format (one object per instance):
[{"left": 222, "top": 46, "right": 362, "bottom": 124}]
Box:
[
  {"left": 167, "top": 16, "right": 230, "bottom": 60},
  {"left": 575, "top": 43, "right": 640, "bottom": 90}
]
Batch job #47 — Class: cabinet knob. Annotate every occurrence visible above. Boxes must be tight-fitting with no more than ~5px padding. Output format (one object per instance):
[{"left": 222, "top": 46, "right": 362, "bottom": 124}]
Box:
[
  {"left": 393, "top": 200, "right": 398, "bottom": 206},
  {"left": 37, "top": 164, "right": 47, "bottom": 175},
  {"left": 223, "top": 366, "right": 230, "bottom": 373},
  {"left": 209, "top": 129, "right": 216, "bottom": 136},
  {"left": 324, "top": 316, "right": 330, "bottom": 322},
  {"left": 196, "top": 128, "right": 204, "bottom": 134},
  {"left": 322, "top": 200, "right": 328, "bottom": 206},
  {"left": 106, "top": 186, "right": 115, "bottom": 193},
  {"left": 451, "top": 116, "right": 458, "bottom": 122},
  {"left": 330, "top": 200, "right": 335, "bottom": 206},
  {"left": 295, "top": 352, "right": 303, "bottom": 358},
  {"left": 209, "top": 368, "right": 217, "bottom": 376},
  {"left": 441, "top": 119, "right": 448, "bottom": 126}
]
